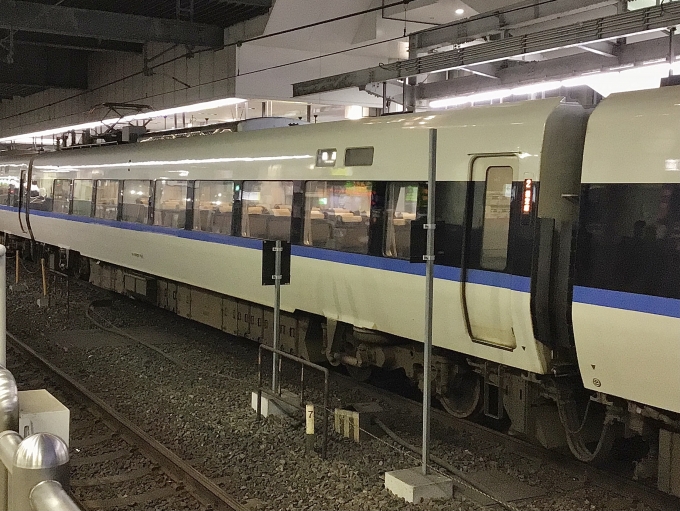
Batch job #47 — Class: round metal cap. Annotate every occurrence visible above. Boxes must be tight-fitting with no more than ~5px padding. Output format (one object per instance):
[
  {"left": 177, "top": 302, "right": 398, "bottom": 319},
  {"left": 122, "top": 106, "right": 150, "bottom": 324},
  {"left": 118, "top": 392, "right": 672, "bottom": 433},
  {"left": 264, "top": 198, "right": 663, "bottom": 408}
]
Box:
[{"left": 14, "top": 433, "right": 69, "bottom": 469}]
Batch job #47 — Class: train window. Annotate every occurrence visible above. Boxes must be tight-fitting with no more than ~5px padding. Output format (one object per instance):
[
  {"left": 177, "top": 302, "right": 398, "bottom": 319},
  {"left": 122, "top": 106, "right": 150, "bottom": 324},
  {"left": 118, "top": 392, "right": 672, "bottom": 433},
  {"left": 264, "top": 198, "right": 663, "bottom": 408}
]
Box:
[
  {"left": 576, "top": 183, "right": 680, "bottom": 299},
  {"left": 122, "top": 180, "right": 151, "bottom": 224},
  {"left": 0, "top": 178, "right": 9, "bottom": 207},
  {"left": 303, "top": 181, "right": 371, "bottom": 254},
  {"left": 0, "top": 166, "right": 20, "bottom": 207},
  {"left": 73, "top": 180, "right": 93, "bottom": 217},
  {"left": 154, "top": 180, "right": 188, "bottom": 228},
  {"left": 193, "top": 181, "right": 234, "bottom": 234},
  {"left": 95, "top": 180, "right": 119, "bottom": 220},
  {"left": 480, "top": 166, "right": 513, "bottom": 270},
  {"left": 52, "top": 180, "right": 71, "bottom": 214},
  {"left": 345, "top": 147, "right": 374, "bottom": 167},
  {"left": 30, "top": 178, "right": 53, "bottom": 212},
  {"left": 241, "top": 181, "right": 293, "bottom": 241},
  {"left": 384, "top": 183, "right": 419, "bottom": 259},
  {"left": 316, "top": 149, "right": 337, "bottom": 168}
]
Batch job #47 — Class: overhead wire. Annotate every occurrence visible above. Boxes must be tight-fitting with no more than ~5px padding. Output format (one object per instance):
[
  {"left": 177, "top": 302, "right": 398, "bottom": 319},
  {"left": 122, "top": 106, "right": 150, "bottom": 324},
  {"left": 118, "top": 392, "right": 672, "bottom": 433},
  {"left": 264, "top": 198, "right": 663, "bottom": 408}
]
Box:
[{"left": 0, "top": 0, "right": 566, "bottom": 126}]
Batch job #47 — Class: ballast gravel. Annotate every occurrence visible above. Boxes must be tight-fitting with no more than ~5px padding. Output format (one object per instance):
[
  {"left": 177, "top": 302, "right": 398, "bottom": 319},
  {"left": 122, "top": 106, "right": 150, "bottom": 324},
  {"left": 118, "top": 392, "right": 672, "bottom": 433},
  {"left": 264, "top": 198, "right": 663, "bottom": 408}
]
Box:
[{"left": 5, "top": 260, "right": 661, "bottom": 511}]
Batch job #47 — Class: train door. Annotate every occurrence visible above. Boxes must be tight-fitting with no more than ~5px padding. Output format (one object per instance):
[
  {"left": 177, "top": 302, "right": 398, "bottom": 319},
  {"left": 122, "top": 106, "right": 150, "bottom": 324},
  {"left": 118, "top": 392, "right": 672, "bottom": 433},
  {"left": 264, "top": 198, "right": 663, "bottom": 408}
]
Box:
[{"left": 461, "top": 155, "right": 518, "bottom": 350}]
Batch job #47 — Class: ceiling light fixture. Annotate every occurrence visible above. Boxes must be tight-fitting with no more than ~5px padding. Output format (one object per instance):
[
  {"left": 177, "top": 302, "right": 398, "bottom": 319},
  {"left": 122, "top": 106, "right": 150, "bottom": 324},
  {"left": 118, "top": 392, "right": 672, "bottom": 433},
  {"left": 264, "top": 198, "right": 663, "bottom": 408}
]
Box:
[
  {"left": 455, "top": 8, "right": 464, "bottom": 15},
  {"left": 429, "top": 61, "right": 680, "bottom": 109}
]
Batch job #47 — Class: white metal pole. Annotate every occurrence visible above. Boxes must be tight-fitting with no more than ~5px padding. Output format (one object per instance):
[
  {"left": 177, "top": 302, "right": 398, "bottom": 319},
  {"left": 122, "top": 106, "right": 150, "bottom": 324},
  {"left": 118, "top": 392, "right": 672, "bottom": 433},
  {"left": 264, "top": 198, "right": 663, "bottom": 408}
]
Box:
[
  {"left": 422, "top": 129, "right": 437, "bottom": 475},
  {"left": 272, "top": 240, "right": 282, "bottom": 392},
  {"left": 0, "top": 245, "right": 6, "bottom": 367}
]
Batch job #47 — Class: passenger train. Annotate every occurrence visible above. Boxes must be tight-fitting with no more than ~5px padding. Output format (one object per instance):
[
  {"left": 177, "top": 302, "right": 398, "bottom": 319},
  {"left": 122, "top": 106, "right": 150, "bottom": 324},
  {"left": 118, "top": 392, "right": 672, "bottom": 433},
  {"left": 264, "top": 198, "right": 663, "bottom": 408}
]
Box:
[{"left": 1, "top": 85, "right": 679, "bottom": 481}]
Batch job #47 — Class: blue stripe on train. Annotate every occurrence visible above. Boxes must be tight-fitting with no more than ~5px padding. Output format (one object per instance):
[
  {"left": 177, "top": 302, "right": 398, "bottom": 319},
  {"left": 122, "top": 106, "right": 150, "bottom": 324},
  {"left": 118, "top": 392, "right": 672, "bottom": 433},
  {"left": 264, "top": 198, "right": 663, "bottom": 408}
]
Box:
[
  {"left": 573, "top": 286, "right": 680, "bottom": 319},
  {"left": 4, "top": 206, "right": 530, "bottom": 290},
  {"left": 4, "top": 206, "right": 677, "bottom": 318}
]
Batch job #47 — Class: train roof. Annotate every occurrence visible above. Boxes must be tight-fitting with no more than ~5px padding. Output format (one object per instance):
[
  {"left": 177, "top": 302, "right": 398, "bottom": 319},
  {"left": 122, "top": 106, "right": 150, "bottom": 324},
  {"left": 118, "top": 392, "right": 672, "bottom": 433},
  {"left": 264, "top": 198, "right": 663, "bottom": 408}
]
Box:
[{"left": 1, "top": 98, "right": 575, "bottom": 183}]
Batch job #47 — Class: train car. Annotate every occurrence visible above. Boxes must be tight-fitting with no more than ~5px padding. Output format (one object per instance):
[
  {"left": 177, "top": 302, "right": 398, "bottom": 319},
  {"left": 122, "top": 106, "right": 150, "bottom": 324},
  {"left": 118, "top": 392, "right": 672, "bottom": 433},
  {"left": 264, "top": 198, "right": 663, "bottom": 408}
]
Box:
[{"left": 0, "top": 88, "right": 678, "bottom": 481}]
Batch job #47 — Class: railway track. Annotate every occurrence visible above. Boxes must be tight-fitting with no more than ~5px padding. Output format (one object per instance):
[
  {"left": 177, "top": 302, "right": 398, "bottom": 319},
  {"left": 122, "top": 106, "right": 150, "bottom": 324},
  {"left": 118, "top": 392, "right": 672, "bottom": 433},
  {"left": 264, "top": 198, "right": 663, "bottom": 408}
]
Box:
[
  {"left": 6, "top": 260, "right": 678, "bottom": 510},
  {"left": 7, "top": 331, "right": 245, "bottom": 511},
  {"left": 332, "top": 372, "right": 680, "bottom": 511}
]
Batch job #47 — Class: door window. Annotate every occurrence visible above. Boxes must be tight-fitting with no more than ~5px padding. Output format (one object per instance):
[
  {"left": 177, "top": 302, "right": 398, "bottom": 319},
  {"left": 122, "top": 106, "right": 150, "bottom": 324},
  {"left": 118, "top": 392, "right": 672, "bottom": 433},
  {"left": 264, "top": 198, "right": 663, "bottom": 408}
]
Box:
[{"left": 480, "top": 166, "right": 513, "bottom": 270}]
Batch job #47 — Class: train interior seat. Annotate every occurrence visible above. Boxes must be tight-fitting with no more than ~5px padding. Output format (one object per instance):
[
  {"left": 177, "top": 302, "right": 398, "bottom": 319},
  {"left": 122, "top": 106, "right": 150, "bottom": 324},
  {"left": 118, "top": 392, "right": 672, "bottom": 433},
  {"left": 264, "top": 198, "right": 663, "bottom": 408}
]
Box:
[
  {"left": 246, "top": 206, "right": 268, "bottom": 238},
  {"left": 268, "top": 206, "right": 291, "bottom": 240}
]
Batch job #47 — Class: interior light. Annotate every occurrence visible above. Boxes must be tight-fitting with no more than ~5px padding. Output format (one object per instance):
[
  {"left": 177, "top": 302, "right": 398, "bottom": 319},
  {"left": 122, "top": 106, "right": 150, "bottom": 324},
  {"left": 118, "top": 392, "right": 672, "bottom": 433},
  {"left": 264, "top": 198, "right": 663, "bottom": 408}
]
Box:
[{"left": 455, "top": 8, "right": 464, "bottom": 15}]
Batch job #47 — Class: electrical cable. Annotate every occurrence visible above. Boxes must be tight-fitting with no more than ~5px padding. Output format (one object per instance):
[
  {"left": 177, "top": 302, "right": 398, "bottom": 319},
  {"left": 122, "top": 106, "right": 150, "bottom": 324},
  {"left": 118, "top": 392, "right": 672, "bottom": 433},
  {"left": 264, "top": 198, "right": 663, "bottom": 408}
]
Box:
[
  {"left": 372, "top": 417, "right": 521, "bottom": 511},
  {"left": 0, "top": 0, "right": 566, "bottom": 126}
]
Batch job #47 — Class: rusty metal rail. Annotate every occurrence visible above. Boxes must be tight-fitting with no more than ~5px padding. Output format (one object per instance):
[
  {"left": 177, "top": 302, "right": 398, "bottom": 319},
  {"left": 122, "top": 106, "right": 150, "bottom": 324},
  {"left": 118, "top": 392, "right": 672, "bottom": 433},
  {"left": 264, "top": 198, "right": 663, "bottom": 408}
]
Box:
[{"left": 7, "top": 332, "right": 245, "bottom": 511}]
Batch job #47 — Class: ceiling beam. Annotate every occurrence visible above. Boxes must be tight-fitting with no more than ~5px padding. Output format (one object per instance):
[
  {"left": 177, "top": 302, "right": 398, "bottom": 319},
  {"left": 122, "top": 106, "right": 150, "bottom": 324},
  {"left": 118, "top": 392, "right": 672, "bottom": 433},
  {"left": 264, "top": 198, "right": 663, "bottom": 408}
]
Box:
[
  {"left": 292, "top": 2, "right": 680, "bottom": 97},
  {"left": 410, "top": 0, "right": 618, "bottom": 51},
  {"left": 0, "top": 46, "right": 88, "bottom": 90},
  {"left": 14, "top": 33, "right": 143, "bottom": 53},
  {"left": 0, "top": 0, "right": 224, "bottom": 47},
  {"left": 415, "top": 35, "right": 680, "bottom": 101}
]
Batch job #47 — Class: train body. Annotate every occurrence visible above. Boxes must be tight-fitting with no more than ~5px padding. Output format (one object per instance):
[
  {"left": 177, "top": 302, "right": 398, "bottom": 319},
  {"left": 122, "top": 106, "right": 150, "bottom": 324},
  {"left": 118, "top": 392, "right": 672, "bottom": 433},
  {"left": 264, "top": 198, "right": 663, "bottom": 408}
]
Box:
[{"left": 1, "top": 86, "right": 679, "bottom": 481}]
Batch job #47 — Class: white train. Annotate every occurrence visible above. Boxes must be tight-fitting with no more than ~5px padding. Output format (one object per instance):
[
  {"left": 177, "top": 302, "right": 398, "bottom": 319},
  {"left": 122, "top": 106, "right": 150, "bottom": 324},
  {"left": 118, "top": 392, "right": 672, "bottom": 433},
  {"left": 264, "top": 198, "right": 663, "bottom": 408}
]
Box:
[{"left": 1, "top": 86, "right": 679, "bottom": 485}]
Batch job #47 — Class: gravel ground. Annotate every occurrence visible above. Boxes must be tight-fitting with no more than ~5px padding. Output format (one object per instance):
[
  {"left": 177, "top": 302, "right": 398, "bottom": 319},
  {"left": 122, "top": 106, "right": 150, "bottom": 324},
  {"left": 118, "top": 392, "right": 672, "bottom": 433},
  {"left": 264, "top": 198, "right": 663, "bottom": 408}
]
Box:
[{"left": 5, "top": 259, "right": 668, "bottom": 511}]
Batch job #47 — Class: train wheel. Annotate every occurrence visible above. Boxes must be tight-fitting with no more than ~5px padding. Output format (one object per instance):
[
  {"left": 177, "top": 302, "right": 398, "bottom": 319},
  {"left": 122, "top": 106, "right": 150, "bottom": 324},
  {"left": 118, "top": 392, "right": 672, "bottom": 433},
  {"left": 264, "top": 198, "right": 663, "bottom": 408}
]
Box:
[
  {"left": 346, "top": 364, "right": 372, "bottom": 382},
  {"left": 439, "top": 371, "right": 483, "bottom": 419}
]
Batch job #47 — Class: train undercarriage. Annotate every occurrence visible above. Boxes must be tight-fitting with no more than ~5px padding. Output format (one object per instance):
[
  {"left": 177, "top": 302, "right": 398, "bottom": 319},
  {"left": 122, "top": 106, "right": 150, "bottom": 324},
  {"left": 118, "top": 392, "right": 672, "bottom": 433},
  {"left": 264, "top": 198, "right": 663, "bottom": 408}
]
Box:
[{"left": 7, "top": 237, "right": 680, "bottom": 495}]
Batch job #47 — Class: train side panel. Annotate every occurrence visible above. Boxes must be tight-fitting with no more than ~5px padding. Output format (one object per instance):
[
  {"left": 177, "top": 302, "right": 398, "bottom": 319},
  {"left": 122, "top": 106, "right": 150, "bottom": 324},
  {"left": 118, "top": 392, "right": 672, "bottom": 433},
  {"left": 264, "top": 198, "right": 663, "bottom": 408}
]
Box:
[{"left": 575, "top": 86, "right": 680, "bottom": 414}]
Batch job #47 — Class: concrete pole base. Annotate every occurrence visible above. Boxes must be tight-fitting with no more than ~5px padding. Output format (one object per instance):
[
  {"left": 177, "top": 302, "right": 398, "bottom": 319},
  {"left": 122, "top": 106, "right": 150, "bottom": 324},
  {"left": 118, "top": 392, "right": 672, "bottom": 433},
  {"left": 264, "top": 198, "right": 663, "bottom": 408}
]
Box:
[
  {"left": 385, "top": 467, "right": 453, "bottom": 504},
  {"left": 251, "top": 389, "right": 299, "bottom": 418}
]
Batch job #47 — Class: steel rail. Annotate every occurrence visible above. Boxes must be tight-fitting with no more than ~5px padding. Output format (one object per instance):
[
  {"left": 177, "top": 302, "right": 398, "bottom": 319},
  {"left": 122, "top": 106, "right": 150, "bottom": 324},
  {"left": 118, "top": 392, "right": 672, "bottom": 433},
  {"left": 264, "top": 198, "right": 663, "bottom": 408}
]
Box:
[
  {"left": 7, "top": 332, "right": 245, "bottom": 511},
  {"left": 331, "top": 372, "right": 680, "bottom": 511}
]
